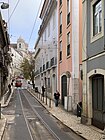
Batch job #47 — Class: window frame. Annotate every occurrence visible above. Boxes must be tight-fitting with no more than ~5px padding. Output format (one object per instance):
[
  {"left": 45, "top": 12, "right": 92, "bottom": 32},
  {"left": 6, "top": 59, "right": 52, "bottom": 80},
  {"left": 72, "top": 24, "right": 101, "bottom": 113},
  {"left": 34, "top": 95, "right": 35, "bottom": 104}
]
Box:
[
  {"left": 67, "top": 32, "right": 70, "bottom": 56},
  {"left": 67, "top": 0, "right": 70, "bottom": 25},
  {"left": 59, "top": 12, "right": 62, "bottom": 34},
  {"left": 91, "top": 0, "right": 104, "bottom": 43},
  {"left": 59, "top": 41, "right": 62, "bottom": 61},
  {"left": 93, "top": 0, "right": 102, "bottom": 36},
  {"left": 60, "top": 0, "right": 62, "bottom": 6}
]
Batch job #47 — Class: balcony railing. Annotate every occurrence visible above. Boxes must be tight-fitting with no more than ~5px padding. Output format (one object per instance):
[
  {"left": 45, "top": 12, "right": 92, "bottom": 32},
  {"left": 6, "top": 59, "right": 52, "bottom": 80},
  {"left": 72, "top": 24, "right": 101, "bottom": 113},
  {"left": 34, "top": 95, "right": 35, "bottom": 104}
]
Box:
[
  {"left": 50, "top": 57, "right": 57, "bottom": 67},
  {"left": 43, "top": 64, "right": 45, "bottom": 71},
  {"left": 35, "top": 70, "right": 39, "bottom": 76},
  {"left": 40, "top": 67, "right": 42, "bottom": 73},
  {"left": 46, "top": 61, "right": 50, "bottom": 69}
]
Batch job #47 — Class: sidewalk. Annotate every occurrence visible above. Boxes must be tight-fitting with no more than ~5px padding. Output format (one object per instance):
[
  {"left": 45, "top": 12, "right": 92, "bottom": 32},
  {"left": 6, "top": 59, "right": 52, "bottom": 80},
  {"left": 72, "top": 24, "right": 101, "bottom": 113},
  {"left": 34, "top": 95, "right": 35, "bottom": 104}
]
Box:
[
  {"left": 28, "top": 88, "right": 105, "bottom": 140},
  {"left": 0, "top": 87, "right": 14, "bottom": 140},
  {"left": 0, "top": 87, "right": 105, "bottom": 140}
]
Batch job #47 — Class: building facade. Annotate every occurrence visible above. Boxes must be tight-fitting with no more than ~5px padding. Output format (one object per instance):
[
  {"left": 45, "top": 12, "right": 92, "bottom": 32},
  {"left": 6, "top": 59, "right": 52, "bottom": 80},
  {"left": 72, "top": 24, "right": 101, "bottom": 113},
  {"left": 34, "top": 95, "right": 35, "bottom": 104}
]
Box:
[
  {"left": 9, "top": 44, "right": 23, "bottom": 78},
  {"left": 82, "top": 0, "right": 105, "bottom": 130},
  {"left": 17, "top": 37, "right": 29, "bottom": 58},
  {"left": 0, "top": 12, "right": 11, "bottom": 98},
  {"left": 58, "top": 0, "right": 82, "bottom": 112},
  {"left": 10, "top": 37, "right": 30, "bottom": 78},
  {"left": 34, "top": 0, "right": 58, "bottom": 95}
]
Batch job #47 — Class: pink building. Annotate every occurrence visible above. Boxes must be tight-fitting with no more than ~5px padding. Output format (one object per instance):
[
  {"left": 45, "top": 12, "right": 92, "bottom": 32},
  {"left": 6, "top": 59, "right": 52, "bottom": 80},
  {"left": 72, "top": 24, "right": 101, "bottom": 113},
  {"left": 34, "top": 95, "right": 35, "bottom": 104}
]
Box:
[{"left": 58, "top": 0, "right": 82, "bottom": 112}]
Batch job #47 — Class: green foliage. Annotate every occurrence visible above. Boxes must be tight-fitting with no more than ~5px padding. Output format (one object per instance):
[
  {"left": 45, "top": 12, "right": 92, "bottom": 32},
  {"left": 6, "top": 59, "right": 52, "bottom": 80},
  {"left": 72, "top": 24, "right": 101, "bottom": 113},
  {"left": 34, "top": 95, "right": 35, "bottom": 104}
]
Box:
[{"left": 20, "top": 58, "right": 35, "bottom": 81}]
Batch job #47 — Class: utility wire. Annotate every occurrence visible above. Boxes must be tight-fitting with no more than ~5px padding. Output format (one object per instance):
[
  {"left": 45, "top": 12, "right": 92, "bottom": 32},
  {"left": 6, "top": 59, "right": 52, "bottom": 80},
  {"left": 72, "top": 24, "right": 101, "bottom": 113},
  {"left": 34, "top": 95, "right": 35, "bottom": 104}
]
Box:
[
  {"left": 7, "top": 0, "right": 21, "bottom": 23},
  {"left": 28, "top": 0, "right": 42, "bottom": 45}
]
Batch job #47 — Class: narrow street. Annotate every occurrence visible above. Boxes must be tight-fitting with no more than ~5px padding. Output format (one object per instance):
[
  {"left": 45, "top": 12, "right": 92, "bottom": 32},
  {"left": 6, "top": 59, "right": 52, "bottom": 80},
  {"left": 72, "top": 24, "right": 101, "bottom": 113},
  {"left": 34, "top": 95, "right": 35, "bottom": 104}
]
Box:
[{"left": 2, "top": 88, "right": 84, "bottom": 140}]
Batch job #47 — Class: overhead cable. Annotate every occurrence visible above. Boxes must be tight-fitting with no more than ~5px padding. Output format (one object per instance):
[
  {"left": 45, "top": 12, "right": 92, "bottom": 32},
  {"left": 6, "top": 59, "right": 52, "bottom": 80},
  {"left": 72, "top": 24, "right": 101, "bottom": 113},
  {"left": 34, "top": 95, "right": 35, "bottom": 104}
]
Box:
[
  {"left": 28, "top": 0, "right": 42, "bottom": 45},
  {"left": 8, "top": 0, "right": 21, "bottom": 23}
]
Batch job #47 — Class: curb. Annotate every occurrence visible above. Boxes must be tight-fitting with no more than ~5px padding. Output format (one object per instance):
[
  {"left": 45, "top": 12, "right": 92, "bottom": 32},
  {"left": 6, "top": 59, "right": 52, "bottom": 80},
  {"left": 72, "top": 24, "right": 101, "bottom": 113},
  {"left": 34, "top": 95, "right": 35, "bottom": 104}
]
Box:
[
  {"left": 1, "top": 88, "right": 14, "bottom": 108},
  {"left": 0, "top": 114, "right": 7, "bottom": 140},
  {"left": 27, "top": 88, "right": 87, "bottom": 140}
]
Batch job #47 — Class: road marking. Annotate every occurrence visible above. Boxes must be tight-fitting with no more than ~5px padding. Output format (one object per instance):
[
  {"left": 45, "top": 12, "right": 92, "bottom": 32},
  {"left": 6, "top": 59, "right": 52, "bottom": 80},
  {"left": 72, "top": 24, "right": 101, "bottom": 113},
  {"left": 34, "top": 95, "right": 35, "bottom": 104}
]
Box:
[
  {"left": 18, "top": 90, "right": 33, "bottom": 140},
  {"left": 24, "top": 92, "right": 60, "bottom": 140}
]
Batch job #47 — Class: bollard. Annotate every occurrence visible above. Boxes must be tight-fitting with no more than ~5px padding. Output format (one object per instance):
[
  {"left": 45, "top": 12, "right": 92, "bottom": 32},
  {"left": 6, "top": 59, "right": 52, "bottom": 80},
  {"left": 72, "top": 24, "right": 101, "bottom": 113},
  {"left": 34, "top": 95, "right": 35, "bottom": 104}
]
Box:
[
  {"left": 45, "top": 95, "right": 47, "bottom": 105},
  {"left": 49, "top": 98, "right": 51, "bottom": 108},
  {"left": 41, "top": 94, "right": 42, "bottom": 101}
]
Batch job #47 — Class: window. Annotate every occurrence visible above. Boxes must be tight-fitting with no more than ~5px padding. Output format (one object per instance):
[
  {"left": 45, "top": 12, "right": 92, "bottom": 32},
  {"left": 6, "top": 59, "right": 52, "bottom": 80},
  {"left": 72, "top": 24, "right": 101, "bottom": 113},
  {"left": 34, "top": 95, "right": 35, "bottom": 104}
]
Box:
[
  {"left": 67, "top": 0, "right": 70, "bottom": 25},
  {"left": 53, "top": 11, "right": 56, "bottom": 30},
  {"left": 48, "top": 22, "right": 50, "bottom": 37},
  {"left": 59, "top": 41, "right": 62, "bottom": 61},
  {"left": 60, "top": 0, "right": 62, "bottom": 6},
  {"left": 67, "top": 32, "right": 70, "bottom": 56},
  {"left": 19, "top": 43, "right": 21, "bottom": 48},
  {"left": 48, "top": 78, "right": 50, "bottom": 88},
  {"left": 60, "top": 12, "right": 62, "bottom": 34},
  {"left": 93, "top": 0, "right": 102, "bottom": 36},
  {"left": 44, "top": 29, "right": 46, "bottom": 41}
]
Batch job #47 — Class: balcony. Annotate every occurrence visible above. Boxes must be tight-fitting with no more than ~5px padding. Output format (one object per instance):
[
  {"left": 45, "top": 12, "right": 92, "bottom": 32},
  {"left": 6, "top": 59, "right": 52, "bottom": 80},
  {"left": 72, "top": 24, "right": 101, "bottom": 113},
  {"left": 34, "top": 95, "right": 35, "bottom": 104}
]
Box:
[
  {"left": 40, "top": 67, "right": 42, "bottom": 73},
  {"left": 43, "top": 64, "right": 45, "bottom": 71},
  {"left": 46, "top": 61, "right": 50, "bottom": 69},
  {"left": 50, "top": 57, "right": 57, "bottom": 67},
  {"left": 35, "top": 70, "right": 39, "bottom": 76}
]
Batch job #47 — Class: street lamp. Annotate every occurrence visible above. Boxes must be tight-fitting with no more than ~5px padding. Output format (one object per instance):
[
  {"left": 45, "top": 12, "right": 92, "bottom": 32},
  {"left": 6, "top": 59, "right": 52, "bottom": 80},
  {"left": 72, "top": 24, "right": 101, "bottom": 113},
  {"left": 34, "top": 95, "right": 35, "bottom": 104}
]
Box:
[{"left": 0, "top": 2, "right": 9, "bottom": 9}]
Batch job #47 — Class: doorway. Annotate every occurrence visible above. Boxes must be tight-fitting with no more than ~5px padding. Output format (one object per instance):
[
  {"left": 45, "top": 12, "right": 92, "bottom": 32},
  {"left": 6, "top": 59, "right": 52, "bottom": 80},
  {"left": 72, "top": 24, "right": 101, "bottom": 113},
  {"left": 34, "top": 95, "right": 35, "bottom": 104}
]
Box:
[
  {"left": 61, "top": 75, "right": 67, "bottom": 105},
  {"left": 92, "top": 74, "right": 104, "bottom": 130}
]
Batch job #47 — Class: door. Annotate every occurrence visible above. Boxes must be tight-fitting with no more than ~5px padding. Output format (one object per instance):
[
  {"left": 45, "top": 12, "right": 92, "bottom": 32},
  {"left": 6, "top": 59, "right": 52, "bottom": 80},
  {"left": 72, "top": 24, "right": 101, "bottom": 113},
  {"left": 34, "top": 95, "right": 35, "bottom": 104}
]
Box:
[
  {"left": 61, "top": 75, "right": 67, "bottom": 105},
  {"left": 92, "top": 74, "right": 104, "bottom": 130}
]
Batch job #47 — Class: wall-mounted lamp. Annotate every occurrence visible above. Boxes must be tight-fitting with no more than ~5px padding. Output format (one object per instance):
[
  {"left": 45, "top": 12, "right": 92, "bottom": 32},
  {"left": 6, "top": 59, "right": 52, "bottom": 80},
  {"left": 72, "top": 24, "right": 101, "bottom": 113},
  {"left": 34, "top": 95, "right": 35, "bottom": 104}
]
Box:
[{"left": 0, "top": 2, "right": 9, "bottom": 9}]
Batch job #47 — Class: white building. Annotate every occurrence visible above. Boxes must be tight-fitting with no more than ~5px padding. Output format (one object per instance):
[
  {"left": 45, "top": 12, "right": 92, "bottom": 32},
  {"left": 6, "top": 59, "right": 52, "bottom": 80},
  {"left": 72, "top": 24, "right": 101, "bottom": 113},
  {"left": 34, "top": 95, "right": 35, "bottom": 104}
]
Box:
[
  {"left": 17, "top": 36, "right": 29, "bottom": 58},
  {"left": 34, "top": 0, "right": 58, "bottom": 95},
  {"left": 9, "top": 44, "right": 23, "bottom": 77}
]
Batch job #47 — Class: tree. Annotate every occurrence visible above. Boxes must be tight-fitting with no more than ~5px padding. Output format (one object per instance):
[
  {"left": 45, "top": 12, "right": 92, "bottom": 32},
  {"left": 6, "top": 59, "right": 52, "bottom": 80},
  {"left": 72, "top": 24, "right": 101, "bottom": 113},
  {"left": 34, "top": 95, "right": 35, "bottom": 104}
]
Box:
[{"left": 20, "top": 58, "right": 35, "bottom": 88}]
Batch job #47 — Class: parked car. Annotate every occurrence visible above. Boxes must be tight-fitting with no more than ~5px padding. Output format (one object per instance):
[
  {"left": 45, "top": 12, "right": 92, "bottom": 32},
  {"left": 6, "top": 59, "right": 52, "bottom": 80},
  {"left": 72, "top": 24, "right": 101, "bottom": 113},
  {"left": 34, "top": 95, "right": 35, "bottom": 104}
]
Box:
[{"left": 15, "top": 79, "right": 22, "bottom": 87}]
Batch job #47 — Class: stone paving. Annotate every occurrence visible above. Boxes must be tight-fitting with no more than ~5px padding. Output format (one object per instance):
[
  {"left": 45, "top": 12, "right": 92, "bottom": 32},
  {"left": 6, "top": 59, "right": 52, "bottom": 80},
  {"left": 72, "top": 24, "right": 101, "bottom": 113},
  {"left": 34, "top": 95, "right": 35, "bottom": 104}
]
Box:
[
  {"left": 0, "top": 87, "right": 105, "bottom": 140},
  {"left": 28, "top": 89, "right": 105, "bottom": 140}
]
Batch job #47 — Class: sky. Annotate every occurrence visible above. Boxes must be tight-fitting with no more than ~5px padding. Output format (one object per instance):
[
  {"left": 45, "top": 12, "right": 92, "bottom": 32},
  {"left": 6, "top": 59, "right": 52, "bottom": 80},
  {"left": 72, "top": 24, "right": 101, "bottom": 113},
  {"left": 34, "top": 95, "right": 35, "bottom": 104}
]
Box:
[{"left": 1, "top": 0, "right": 44, "bottom": 51}]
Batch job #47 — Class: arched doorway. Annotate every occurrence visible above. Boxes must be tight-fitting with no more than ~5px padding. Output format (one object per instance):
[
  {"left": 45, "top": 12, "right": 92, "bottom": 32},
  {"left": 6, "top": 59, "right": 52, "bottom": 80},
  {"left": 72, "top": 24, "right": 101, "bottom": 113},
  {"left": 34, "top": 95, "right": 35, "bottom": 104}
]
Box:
[
  {"left": 92, "top": 74, "right": 104, "bottom": 130},
  {"left": 61, "top": 75, "right": 67, "bottom": 105}
]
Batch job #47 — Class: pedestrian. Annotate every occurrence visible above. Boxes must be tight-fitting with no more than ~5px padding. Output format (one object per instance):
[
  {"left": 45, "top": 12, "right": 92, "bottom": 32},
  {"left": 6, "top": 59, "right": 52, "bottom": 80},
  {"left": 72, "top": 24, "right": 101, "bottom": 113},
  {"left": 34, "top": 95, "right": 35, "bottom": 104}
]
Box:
[
  {"left": 8, "top": 84, "right": 11, "bottom": 93},
  {"left": 42, "top": 85, "right": 45, "bottom": 97},
  {"left": 54, "top": 90, "right": 60, "bottom": 107}
]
